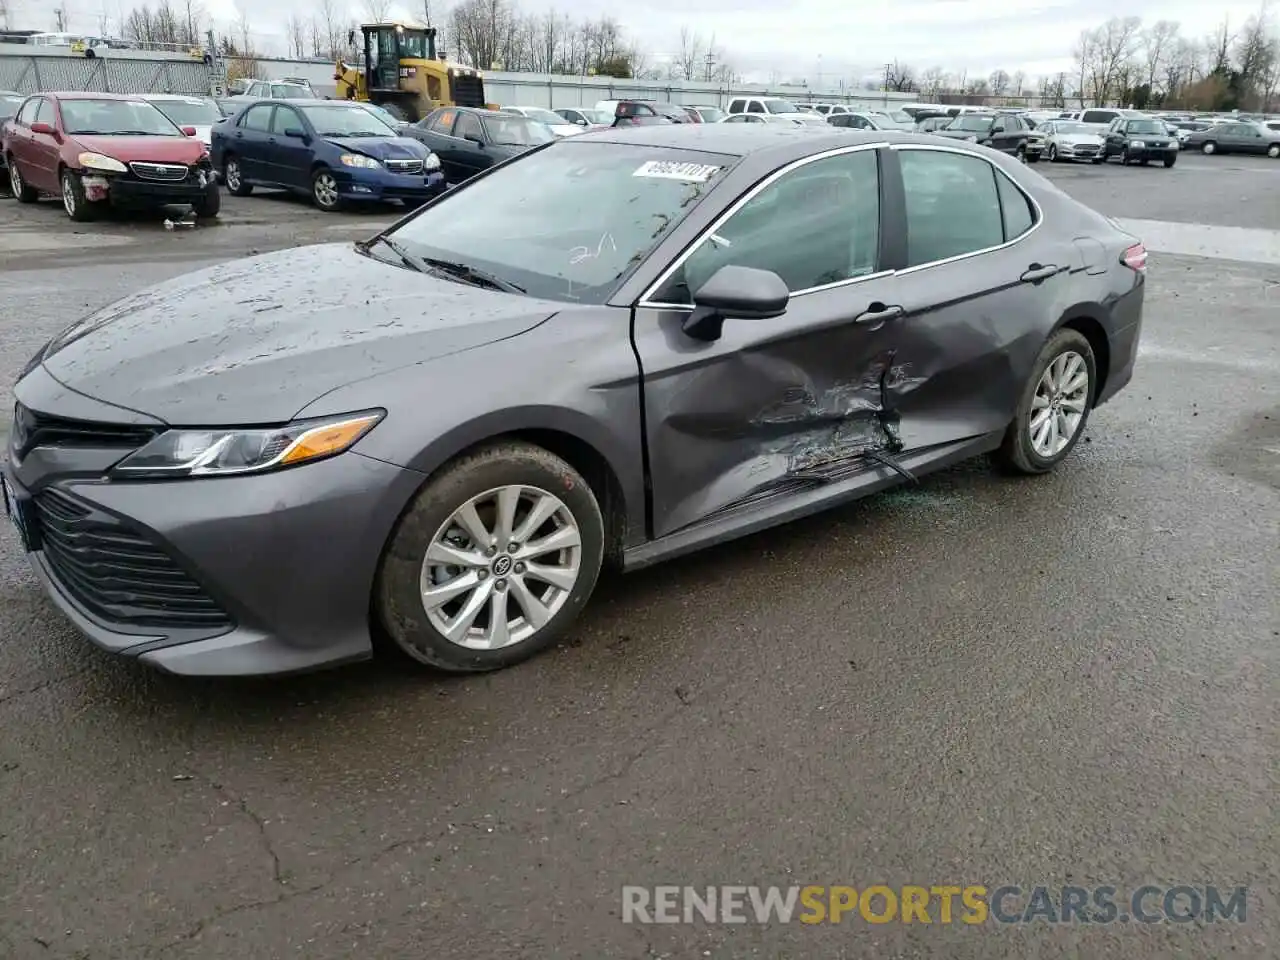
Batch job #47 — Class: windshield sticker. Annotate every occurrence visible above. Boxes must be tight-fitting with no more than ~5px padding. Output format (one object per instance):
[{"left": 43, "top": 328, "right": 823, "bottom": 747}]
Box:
[{"left": 633, "top": 161, "right": 721, "bottom": 182}]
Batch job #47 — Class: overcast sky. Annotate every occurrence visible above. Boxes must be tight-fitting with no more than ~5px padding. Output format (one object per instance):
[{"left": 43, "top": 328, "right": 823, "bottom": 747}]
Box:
[{"left": 30, "top": 0, "right": 1275, "bottom": 84}]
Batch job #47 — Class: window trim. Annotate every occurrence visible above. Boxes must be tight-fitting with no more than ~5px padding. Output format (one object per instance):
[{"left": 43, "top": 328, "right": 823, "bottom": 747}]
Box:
[
  {"left": 638, "top": 142, "right": 893, "bottom": 311},
  {"left": 890, "top": 143, "right": 1044, "bottom": 277}
]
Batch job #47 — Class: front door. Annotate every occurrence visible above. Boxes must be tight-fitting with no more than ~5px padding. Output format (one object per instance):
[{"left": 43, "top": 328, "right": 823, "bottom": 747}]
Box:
[
  {"left": 28, "top": 98, "right": 63, "bottom": 190},
  {"left": 632, "top": 146, "right": 908, "bottom": 538},
  {"left": 267, "top": 104, "right": 312, "bottom": 188}
]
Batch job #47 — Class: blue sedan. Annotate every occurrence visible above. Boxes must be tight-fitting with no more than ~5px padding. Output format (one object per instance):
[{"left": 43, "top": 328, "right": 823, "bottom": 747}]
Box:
[{"left": 210, "top": 100, "right": 445, "bottom": 211}]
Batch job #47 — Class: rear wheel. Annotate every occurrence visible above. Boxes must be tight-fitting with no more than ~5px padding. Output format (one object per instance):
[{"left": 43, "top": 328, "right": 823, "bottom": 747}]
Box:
[
  {"left": 223, "top": 156, "right": 252, "bottom": 196},
  {"left": 995, "top": 328, "right": 1096, "bottom": 475},
  {"left": 376, "top": 442, "right": 605, "bottom": 672},
  {"left": 8, "top": 158, "right": 37, "bottom": 202},
  {"left": 1268, "top": 143, "right": 1280, "bottom": 158},
  {"left": 1202, "top": 141, "right": 1217, "bottom": 155}
]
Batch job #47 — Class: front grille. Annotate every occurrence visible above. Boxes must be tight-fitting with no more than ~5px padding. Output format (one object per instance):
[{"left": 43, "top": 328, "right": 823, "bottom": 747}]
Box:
[
  {"left": 12, "top": 403, "right": 160, "bottom": 460},
  {"left": 128, "top": 161, "right": 190, "bottom": 181},
  {"left": 34, "top": 488, "right": 232, "bottom": 630},
  {"left": 451, "top": 75, "right": 486, "bottom": 108},
  {"left": 1073, "top": 144, "right": 1099, "bottom": 155},
  {"left": 384, "top": 158, "right": 424, "bottom": 174}
]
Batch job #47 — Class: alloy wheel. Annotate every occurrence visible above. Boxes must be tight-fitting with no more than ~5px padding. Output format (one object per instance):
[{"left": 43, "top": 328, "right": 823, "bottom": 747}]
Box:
[
  {"left": 419, "top": 484, "right": 583, "bottom": 650},
  {"left": 62, "top": 174, "right": 76, "bottom": 217},
  {"left": 1269, "top": 144, "right": 1280, "bottom": 159},
  {"left": 1029, "top": 351, "right": 1089, "bottom": 458},
  {"left": 313, "top": 172, "right": 339, "bottom": 208},
  {"left": 9, "top": 163, "right": 22, "bottom": 194},
  {"left": 1048, "top": 144, "right": 1058, "bottom": 161},
  {"left": 225, "top": 160, "right": 241, "bottom": 190}
]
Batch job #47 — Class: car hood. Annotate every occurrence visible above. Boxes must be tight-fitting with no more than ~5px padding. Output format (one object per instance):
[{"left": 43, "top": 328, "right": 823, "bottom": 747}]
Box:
[
  {"left": 71, "top": 134, "right": 209, "bottom": 164},
  {"left": 323, "top": 136, "right": 431, "bottom": 160},
  {"left": 37, "top": 243, "right": 558, "bottom": 425},
  {"left": 1056, "top": 133, "right": 1103, "bottom": 146}
]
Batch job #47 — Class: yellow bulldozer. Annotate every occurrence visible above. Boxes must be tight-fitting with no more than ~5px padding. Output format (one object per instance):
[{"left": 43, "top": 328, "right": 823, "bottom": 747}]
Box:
[{"left": 334, "top": 22, "right": 490, "bottom": 122}]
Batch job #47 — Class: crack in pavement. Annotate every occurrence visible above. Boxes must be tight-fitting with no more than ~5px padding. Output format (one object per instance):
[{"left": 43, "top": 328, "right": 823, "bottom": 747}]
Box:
[{"left": 0, "top": 666, "right": 93, "bottom": 706}]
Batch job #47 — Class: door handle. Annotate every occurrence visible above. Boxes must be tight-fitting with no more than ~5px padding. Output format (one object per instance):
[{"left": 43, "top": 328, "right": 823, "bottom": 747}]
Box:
[
  {"left": 853, "top": 303, "right": 904, "bottom": 326},
  {"left": 235, "top": 131, "right": 244, "bottom": 138},
  {"left": 1020, "top": 263, "right": 1061, "bottom": 283}
]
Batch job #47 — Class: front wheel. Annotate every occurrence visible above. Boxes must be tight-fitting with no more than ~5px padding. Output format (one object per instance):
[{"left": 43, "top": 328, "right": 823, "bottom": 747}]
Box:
[
  {"left": 61, "top": 169, "right": 96, "bottom": 222},
  {"left": 376, "top": 442, "right": 605, "bottom": 672},
  {"left": 1202, "top": 141, "right": 1217, "bottom": 155},
  {"left": 994, "top": 328, "right": 1096, "bottom": 475},
  {"left": 1268, "top": 143, "right": 1280, "bottom": 158},
  {"left": 192, "top": 181, "right": 221, "bottom": 217},
  {"left": 1163, "top": 156, "right": 1177, "bottom": 168},
  {"left": 7, "top": 159, "right": 38, "bottom": 202},
  {"left": 311, "top": 168, "right": 342, "bottom": 211},
  {"left": 1047, "top": 144, "right": 1059, "bottom": 162}
]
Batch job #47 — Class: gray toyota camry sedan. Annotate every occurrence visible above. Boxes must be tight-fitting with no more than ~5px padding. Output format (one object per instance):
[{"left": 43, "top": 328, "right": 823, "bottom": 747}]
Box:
[{"left": 4, "top": 126, "right": 1146, "bottom": 676}]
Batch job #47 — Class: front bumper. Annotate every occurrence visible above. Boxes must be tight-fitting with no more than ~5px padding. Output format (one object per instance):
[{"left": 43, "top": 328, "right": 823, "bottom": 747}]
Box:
[
  {"left": 1053, "top": 143, "right": 1103, "bottom": 161},
  {"left": 80, "top": 166, "right": 216, "bottom": 206},
  {"left": 5, "top": 388, "right": 426, "bottom": 675},
  {"left": 337, "top": 168, "right": 446, "bottom": 202},
  {"left": 1121, "top": 145, "right": 1178, "bottom": 161}
]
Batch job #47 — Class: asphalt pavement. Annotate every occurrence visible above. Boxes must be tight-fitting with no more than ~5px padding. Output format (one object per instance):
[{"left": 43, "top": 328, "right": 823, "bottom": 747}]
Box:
[{"left": 0, "top": 151, "right": 1277, "bottom": 960}]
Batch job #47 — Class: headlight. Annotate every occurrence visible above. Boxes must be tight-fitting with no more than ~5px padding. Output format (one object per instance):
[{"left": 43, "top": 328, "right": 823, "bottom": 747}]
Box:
[
  {"left": 111, "top": 411, "right": 384, "bottom": 479},
  {"left": 78, "top": 152, "right": 127, "bottom": 173},
  {"left": 340, "top": 153, "right": 381, "bottom": 169},
  {"left": 424, "top": 152, "right": 440, "bottom": 171},
  {"left": 1129, "top": 139, "right": 1145, "bottom": 148}
]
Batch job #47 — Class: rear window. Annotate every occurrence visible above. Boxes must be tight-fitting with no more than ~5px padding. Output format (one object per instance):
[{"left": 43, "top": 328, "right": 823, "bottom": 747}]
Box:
[{"left": 387, "top": 141, "right": 733, "bottom": 304}]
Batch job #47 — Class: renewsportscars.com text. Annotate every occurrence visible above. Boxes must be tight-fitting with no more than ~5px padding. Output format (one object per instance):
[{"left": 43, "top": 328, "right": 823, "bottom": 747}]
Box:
[{"left": 622, "top": 884, "right": 1248, "bottom": 925}]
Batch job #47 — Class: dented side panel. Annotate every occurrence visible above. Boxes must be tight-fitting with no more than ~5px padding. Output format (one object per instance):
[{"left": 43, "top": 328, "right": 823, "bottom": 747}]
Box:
[{"left": 635, "top": 274, "right": 920, "bottom": 538}]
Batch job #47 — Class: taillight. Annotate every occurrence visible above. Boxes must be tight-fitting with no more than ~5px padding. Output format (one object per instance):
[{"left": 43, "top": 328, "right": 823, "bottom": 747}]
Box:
[{"left": 1121, "top": 242, "right": 1148, "bottom": 273}]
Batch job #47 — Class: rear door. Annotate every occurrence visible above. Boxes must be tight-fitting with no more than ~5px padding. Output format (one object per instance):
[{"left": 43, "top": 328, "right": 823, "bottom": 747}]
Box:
[
  {"left": 231, "top": 103, "right": 275, "bottom": 180},
  {"left": 631, "top": 145, "right": 906, "bottom": 537},
  {"left": 883, "top": 143, "right": 1070, "bottom": 450}
]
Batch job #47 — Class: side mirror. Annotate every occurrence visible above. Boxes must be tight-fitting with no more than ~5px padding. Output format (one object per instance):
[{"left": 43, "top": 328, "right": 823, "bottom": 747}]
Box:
[
  {"left": 576, "top": 117, "right": 588, "bottom": 125},
  {"left": 683, "top": 265, "right": 789, "bottom": 341},
  {"left": 181, "top": 125, "right": 197, "bottom": 136},
  {"left": 30, "top": 121, "right": 55, "bottom": 135},
  {"left": 465, "top": 134, "right": 484, "bottom": 146},
  {"left": 284, "top": 127, "right": 307, "bottom": 139}
]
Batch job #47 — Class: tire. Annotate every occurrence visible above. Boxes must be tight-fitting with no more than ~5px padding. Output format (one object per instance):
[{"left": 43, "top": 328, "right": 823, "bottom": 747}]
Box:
[
  {"left": 1139, "top": 157, "right": 1149, "bottom": 166},
  {"left": 376, "top": 441, "right": 605, "bottom": 673},
  {"left": 1202, "top": 141, "right": 1216, "bottom": 155},
  {"left": 994, "top": 328, "right": 1096, "bottom": 475},
  {"left": 1047, "top": 144, "right": 1058, "bottom": 162},
  {"left": 1268, "top": 143, "right": 1280, "bottom": 158},
  {"left": 8, "top": 158, "right": 37, "bottom": 202},
  {"left": 192, "top": 180, "right": 221, "bottom": 217},
  {"left": 60, "top": 169, "right": 96, "bottom": 222},
  {"left": 1015, "top": 143, "right": 1027, "bottom": 163},
  {"left": 223, "top": 156, "right": 252, "bottom": 196},
  {"left": 1091, "top": 157, "right": 1103, "bottom": 164},
  {"left": 311, "top": 167, "right": 342, "bottom": 211},
  {"left": 1163, "top": 156, "right": 1176, "bottom": 168}
]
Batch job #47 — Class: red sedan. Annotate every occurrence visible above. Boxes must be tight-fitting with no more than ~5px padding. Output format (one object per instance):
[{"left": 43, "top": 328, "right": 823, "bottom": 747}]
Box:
[{"left": 1, "top": 91, "right": 220, "bottom": 221}]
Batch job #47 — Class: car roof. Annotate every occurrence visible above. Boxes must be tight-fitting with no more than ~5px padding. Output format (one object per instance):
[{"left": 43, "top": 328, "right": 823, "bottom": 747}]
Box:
[
  {"left": 578, "top": 123, "right": 923, "bottom": 160},
  {"left": 41, "top": 91, "right": 148, "bottom": 101},
  {"left": 137, "top": 94, "right": 209, "bottom": 102}
]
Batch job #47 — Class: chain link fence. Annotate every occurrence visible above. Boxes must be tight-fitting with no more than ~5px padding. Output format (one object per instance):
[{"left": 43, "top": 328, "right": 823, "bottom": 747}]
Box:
[{"left": 0, "top": 54, "right": 213, "bottom": 96}]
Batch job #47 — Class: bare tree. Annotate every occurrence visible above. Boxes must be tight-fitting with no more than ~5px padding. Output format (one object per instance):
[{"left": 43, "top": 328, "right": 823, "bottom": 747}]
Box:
[
  {"left": 1012, "top": 70, "right": 1026, "bottom": 96},
  {"left": 885, "top": 60, "right": 916, "bottom": 92},
  {"left": 236, "top": 8, "right": 252, "bottom": 55},
  {"left": 920, "top": 66, "right": 948, "bottom": 98},
  {"left": 54, "top": 3, "right": 70, "bottom": 30},
  {"left": 0, "top": 0, "right": 10, "bottom": 32},
  {"left": 1142, "top": 20, "right": 1179, "bottom": 96},
  {"left": 1233, "top": 10, "right": 1277, "bottom": 107},
  {"left": 988, "top": 69, "right": 1010, "bottom": 96},
  {"left": 318, "top": 0, "right": 340, "bottom": 59},
  {"left": 1208, "top": 18, "right": 1234, "bottom": 74},
  {"left": 364, "top": 0, "right": 392, "bottom": 24},
  {"left": 674, "top": 26, "right": 704, "bottom": 81},
  {"left": 286, "top": 13, "right": 307, "bottom": 58}
]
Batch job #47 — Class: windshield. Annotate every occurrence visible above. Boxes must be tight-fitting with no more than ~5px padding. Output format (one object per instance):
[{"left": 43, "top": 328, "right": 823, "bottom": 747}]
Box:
[
  {"left": 1053, "top": 121, "right": 1091, "bottom": 135},
  {"left": 362, "top": 104, "right": 401, "bottom": 125},
  {"left": 485, "top": 114, "right": 556, "bottom": 146},
  {"left": 386, "top": 142, "right": 729, "bottom": 303},
  {"left": 887, "top": 110, "right": 911, "bottom": 123},
  {"left": 949, "top": 115, "right": 995, "bottom": 132},
  {"left": 697, "top": 107, "right": 726, "bottom": 122},
  {"left": 272, "top": 84, "right": 315, "bottom": 99},
  {"left": 148, "top": 98, "right": 220, "bottom": 127},
  {"left": 521, "top": 107, "right": 566, "bottom": 125},
  {"left": 299, "top": 104, "right": 394, "bottom": 136},
  {"left": 1, "top": 94, "right": 23, "bottom": 118},
  {"left": 577, "top": 109, "right": 611, "bottom": 123},
  {"left": 1126, "top": 120, "right": 1166, "bottom": 135},
  {"left": 763, "top": 98, "right": 800, "bottom": 114},
  {"left": 60, "top": 98, "right": 182, "bottom": 136}
]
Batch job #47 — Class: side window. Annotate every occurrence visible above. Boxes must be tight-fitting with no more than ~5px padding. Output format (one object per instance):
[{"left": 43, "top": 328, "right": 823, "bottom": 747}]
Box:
[
  {"left": 991, "top": 117, "right": 1007, "bottom": 132},
  {"left": 747, "top": 100, "right": 765, "bottom": 113},
  {"left": 996, "top": 170, "right": 1035, "bottom": 240},
  {"left": 455, "top": 112, "right": 483, "bottom": 141},
  {"left": 899, "top": 149, "right": 1004, "bottom": 267},
  {"left": 241, "top": 104, "right": 273, "bottom": 131},
  {"left": 17, "top": 98, "right": 40, "bottom": 124},
  {"left": 728, "top": 99, "right": 745, "bottom": 114},
  {"left": 33, "top": 99, "right": 56, "bottom": 125},
  {"left": 430, "top": 108, "right": 456, "bottom": 133},
  {"left": 657, "top": 150, "right": 881, "bottom": 302},
  {"left": 269, "top": 106, "right": 299, "bottom": 134}
]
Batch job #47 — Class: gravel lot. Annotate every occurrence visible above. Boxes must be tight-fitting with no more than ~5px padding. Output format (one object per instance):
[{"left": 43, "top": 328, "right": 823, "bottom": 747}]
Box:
[{"left": 0, "top": 150, "right": 1276, "bottom": 960}]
